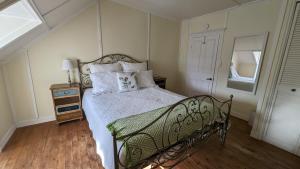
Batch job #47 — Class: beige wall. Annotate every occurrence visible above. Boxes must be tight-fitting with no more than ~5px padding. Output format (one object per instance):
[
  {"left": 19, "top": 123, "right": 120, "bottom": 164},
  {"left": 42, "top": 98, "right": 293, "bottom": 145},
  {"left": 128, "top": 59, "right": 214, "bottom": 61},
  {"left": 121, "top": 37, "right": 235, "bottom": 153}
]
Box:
[
  {"left": 0, "top": 65, "right": 14, "bottom": 151},
  {"left": 179, "top": 0, "right": 283, "bottom": 121},
  {"left": 101, "top": 0, "right": 148, "bottom": 60},
  {"left": 2, "top": 0, "right": 180, "bottom": 125},
  {"left": 150, "top": 15, "right": 180, "bottom": 91},
  {"left": 3, "top": 4, "right": 99, "bottom": 124},
  {"left": 4, "top": 51, "right": 36, "bottom": 123}
]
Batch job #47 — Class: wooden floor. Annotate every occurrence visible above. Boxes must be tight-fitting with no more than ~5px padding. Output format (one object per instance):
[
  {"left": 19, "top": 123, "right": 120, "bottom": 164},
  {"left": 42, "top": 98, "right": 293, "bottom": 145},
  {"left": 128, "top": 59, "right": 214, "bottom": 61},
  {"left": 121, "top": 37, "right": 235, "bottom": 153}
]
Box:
[{"left": 0, "top": 117, "right": 300, "bottom": 169}]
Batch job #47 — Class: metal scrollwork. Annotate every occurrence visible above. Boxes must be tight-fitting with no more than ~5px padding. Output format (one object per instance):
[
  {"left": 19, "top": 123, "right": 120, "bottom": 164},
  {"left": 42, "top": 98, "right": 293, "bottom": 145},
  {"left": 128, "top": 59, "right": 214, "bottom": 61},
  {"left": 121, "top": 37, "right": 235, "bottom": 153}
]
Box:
[
  {"left": 77, "top": 54, "right": 144, "bottom": 90},
  {"left": 78, "top": 54, "right": 233, "bottom": 169},
  {"left": 112, "top": 95, "right": 233, "bottom": 169}
]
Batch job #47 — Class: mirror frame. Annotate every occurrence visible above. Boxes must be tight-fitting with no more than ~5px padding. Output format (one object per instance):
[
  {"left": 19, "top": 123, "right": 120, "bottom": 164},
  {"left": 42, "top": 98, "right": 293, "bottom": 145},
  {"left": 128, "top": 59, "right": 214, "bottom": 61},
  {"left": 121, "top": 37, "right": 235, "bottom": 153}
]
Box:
[{"left": 227, "top": 32, "right": 269, "bottom": 94}]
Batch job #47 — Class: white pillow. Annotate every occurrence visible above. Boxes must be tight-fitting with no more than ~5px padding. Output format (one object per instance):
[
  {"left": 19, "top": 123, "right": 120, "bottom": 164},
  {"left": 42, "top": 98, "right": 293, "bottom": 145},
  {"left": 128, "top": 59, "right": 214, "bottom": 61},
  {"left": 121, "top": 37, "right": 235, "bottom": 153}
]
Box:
[
  {"left": 89, "top": 63, "right": 122, "bottom": 73},
  {"left": 117, "top": 72, "right": 138, "bottom": 92},
  {"left": 136, "top": 70, "right": 156, "bottom": 88},
  {"left": 119, "top": 61, "right": 147, "bottom": 72},
  {"left": 90, "top": 72, "right": 118, "bottom": 95}
]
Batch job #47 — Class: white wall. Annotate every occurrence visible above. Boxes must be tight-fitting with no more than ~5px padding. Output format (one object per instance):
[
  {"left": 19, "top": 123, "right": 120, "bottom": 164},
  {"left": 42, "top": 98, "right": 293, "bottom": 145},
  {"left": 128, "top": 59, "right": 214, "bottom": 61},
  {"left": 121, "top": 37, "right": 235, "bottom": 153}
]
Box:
[
  {"left": 179, "top": 0, "right": 284, "bottom": 121},
  {"left": 2, "top": 0, "right": 180, "bottom": 126},
  {"left": 0, "top": 65, "right": 14, "bottom": 152}
]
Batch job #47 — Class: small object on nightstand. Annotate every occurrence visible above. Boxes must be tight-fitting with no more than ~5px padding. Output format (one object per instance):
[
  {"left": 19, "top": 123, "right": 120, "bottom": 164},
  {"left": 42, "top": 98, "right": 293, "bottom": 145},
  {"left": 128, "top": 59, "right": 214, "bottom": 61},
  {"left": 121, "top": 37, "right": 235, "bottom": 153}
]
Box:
[
  {"left": 50, "top": 83, "right": 83, "bottom": 124},
  {"left": 154, "top": 76, "right": 167, "bottom": 89},
  {"left": 62, "top": 59, "right": 74, "bottom": 86}
]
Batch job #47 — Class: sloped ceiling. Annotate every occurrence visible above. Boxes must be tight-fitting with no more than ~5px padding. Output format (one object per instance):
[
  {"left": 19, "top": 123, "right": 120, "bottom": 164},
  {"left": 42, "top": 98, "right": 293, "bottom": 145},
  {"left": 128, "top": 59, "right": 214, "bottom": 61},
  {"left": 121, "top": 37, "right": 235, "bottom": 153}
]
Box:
[
  {"left": 110, "top": 0, "right": 256, "bottom": 20},
  {"left": 32, "top": 0, "right": 95, "bottom": 28},
  {"left": 0, "top": 0, "right": 256, "bottom": 60},
  {"left": 0, "top": 0, "right": 95, "bottom": 60}
]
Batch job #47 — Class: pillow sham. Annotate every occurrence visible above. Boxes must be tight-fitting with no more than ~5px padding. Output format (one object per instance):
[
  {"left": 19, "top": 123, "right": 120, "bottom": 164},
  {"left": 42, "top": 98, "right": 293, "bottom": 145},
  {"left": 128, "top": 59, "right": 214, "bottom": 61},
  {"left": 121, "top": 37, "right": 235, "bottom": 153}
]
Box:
[
  {"left": 117, "top": 72, "right": 138, "bottom": 92},
  {"left": 89, "top": 62, "right": 122, "bottom": 73},
  {"left": 90, "top": 72, "right": 118, "bottom": 95},
  {"left": 119, "top": 61, "right": 147, "bottom": 72},
  {"left": 136, "top": 70, "right": 156, "bottom": 88}
]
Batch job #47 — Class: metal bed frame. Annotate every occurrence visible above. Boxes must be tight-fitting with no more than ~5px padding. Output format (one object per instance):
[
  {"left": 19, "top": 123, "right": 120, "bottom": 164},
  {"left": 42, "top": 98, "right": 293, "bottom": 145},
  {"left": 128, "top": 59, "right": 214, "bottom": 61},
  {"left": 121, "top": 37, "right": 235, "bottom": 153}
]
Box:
[{"left": 78, "top": 54, "right": 233, "bottom": 169}]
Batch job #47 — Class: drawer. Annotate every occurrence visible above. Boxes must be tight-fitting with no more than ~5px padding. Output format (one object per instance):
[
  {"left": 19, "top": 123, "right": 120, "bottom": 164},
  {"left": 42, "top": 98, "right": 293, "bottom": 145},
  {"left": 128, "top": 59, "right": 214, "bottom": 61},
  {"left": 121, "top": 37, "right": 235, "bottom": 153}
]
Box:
[
  {"left": 57, "top": 111, "right": 82, "bottom": 122},
  {"left": 53, "top": 89, "right": 79, "bottom": 98},
  {"left": 54, "top": 96, "right": 80, "bottom": 106},
  {"left": 56, "top": 103, "right": 81, "bottom": 115}
]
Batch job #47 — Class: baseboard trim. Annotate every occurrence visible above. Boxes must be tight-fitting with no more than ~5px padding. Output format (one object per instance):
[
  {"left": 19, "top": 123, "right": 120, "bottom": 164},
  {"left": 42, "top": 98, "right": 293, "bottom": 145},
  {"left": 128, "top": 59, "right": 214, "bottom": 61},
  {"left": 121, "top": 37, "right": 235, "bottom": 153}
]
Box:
[
  {"left": 16, "top": 115, "right": 56, "bottom": 128},
  {"left": 231, "top": 111, "right": 249, "bottom": 122},
  {"left": 0, "top": 125, "right": 16, "bottom": 152}
]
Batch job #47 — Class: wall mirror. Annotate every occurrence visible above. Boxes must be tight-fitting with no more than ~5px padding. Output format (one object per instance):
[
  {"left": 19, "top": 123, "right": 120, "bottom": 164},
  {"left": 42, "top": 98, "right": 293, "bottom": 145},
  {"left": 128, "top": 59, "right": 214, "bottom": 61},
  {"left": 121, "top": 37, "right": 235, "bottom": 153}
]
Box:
[{"left": 227, "top": 32, "right": 268, "bottom": 93}]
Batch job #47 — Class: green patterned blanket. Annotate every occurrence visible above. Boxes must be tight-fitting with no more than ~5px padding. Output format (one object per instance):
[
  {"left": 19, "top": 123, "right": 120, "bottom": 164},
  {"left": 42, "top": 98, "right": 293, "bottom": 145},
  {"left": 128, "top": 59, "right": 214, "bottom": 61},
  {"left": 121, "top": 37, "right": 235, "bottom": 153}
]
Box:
[{"left": 107, "top": 100, "right": 225, "bottom": 168}]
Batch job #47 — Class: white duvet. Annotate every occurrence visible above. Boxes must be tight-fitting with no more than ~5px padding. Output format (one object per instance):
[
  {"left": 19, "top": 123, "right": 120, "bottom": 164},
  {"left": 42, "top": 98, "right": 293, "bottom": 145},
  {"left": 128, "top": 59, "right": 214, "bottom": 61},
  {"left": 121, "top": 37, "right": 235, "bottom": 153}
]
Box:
[{"left": 82, "top": 87, "right": 185, "bottom": 169}]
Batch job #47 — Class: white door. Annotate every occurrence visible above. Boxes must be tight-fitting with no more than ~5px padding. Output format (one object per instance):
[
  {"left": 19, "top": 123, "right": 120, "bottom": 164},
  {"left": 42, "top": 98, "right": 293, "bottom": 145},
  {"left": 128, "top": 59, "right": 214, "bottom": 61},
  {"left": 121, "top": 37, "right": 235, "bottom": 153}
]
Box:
[
  {"left": 186, "top": 31, "right": 220, "bottom": 96},
  {"left": 265, "top": 87, "right": 300, "bottom": 154},
  {"left": 265, "top": 4, "right": 300, "bottom": 156}
]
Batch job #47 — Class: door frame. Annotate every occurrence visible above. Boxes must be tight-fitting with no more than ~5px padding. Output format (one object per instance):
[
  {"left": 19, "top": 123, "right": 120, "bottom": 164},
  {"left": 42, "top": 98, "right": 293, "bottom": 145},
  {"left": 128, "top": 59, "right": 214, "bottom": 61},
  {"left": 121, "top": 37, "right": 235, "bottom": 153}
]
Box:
[
  {"left": 186, "top": 28, "right": 225, "bottom": 96},
  {"left": 264, "top": 2, "right": 300, "bottom": 155},
  {"left": 250, "top": 0, "right": 299, "bottom": 141}
]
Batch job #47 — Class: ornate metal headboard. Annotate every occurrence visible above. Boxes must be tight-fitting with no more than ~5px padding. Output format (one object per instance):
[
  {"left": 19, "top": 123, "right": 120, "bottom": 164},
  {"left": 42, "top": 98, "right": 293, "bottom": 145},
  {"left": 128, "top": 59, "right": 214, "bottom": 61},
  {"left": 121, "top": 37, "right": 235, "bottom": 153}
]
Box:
[{"left": 77, "top": 54, "right": 144, "bottom": 90}]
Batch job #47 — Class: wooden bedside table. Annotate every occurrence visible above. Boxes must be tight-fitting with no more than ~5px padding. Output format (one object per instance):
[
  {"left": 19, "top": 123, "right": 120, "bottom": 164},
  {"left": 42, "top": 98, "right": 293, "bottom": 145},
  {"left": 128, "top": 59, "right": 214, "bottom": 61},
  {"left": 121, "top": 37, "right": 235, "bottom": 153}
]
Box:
[
  {"left": 50, "top": 83, "right": 83, "bottom": 124},
  {"left": 154, "top": 76, "right": 167, "bottom": 89}
]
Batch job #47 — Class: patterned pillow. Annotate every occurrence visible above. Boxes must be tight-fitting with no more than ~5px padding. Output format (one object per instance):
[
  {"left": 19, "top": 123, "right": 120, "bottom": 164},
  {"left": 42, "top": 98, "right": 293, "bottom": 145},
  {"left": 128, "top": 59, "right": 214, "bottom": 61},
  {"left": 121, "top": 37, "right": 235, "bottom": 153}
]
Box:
[{"left": 117, "top": 72, "right": 138, "bottom": 92}]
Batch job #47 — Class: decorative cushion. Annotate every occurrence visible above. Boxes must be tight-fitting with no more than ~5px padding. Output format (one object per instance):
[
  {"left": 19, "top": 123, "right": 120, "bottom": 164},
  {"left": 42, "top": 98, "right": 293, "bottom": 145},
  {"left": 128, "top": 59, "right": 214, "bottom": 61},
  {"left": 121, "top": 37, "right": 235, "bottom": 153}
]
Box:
[
  {"left": 90, "top": 72, "right": 119, "bottom": 95},
  {"left": 119, "top": 61, "right": 147, "bottom": 72},
  {"left": 117, "top": 72, "right": 138, "bottom": 92},
  {"left": 89, "top": 63, "right": 122, "bottom": 73},
  {"left": 136, "top": 70, "right": 156, "bottom": 88}
]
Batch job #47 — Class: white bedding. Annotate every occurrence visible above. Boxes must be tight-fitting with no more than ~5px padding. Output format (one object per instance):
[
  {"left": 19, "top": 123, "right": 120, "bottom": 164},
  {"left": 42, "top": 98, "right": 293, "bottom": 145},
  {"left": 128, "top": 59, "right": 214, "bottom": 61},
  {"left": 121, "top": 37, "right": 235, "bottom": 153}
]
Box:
[{"left": 82, "top": 87, "right": 185, "bottom": 169}]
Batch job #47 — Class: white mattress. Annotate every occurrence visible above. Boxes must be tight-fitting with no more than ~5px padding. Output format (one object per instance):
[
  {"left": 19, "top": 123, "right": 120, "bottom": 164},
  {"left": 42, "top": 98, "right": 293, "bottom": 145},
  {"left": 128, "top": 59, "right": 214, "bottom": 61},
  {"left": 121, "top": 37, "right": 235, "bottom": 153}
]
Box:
[{"left": 82, "top": 87, "right": 185, "bottom": 169}]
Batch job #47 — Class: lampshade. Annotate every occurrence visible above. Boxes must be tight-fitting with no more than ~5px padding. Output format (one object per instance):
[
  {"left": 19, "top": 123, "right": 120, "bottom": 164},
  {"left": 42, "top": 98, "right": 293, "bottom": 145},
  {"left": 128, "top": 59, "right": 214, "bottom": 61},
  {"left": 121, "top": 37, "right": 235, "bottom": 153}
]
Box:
[{"left": 62, "top": 59, "right": 73, "bottom": 71}]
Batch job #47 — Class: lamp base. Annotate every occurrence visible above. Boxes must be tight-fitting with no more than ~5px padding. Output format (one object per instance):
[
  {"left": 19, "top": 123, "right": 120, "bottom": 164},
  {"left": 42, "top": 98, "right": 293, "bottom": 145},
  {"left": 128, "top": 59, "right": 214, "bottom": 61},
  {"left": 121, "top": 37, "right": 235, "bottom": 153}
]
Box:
[{"left": 67, "top": 71, "right": 72, "bottom": 87}]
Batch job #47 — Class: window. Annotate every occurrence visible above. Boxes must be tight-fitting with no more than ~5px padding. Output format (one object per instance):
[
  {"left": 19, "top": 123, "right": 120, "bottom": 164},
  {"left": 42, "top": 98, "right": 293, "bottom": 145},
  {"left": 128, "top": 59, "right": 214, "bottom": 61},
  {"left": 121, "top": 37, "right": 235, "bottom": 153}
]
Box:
[{"left": 0, "top": 0, "right": 42, "bottom": 49}]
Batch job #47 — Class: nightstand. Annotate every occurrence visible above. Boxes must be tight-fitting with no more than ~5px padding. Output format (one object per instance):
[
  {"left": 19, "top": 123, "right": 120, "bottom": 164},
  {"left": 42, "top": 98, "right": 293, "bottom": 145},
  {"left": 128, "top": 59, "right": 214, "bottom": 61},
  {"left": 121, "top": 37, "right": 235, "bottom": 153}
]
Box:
[
  {"left": 154, "top": 76, "right": 167, "bottom": 89},
  {"left": 50, "top": 83, "right": 83, "bottom": 124}
]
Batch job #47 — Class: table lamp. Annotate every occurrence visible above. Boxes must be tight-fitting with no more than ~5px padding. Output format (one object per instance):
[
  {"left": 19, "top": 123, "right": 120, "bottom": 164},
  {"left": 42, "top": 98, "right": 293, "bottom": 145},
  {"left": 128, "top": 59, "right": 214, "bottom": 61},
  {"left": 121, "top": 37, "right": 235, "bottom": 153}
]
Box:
[{"left": 62, "top": 59, "right": 74, "bottom": 86}]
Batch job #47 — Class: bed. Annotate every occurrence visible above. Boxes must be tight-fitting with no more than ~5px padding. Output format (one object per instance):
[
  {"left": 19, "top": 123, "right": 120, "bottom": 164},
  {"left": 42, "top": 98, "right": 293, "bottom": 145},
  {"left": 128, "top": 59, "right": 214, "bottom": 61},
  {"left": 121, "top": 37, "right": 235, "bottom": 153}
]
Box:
[
  {"left": 228, "top": 66, "right": 255, "bottom": 92},
  {"left": 78, "top": 54, "right": 233, "bottom": 169}
]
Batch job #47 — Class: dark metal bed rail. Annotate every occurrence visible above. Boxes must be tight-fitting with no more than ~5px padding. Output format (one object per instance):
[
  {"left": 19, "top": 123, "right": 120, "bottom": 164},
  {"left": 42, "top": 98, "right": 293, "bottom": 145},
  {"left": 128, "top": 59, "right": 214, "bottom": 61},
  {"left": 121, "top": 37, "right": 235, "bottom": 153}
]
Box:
[
  {"left": 112, "top": 95, "right": 233, "bottom": 169},
  {"left": 77, "top": 54, "right": 233, "bottom": 169}
]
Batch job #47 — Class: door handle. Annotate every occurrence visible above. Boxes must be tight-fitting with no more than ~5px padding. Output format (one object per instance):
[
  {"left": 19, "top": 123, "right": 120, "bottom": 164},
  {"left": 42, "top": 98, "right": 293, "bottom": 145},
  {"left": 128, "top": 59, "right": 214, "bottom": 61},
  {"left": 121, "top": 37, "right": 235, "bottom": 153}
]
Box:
[{"left": 206, "top": 78, "right": 213, "bottom": 81}]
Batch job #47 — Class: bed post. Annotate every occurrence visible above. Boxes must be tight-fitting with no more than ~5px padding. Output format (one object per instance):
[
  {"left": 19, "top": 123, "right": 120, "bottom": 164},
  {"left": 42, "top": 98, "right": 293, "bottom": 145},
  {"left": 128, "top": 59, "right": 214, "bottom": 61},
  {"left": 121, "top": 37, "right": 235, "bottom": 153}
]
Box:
[
  {"left": 221, "top": 95, "right": 233, "bottom": 145},
  {"left": 112, "top": 130, "right": 119, "bottom": 169}
]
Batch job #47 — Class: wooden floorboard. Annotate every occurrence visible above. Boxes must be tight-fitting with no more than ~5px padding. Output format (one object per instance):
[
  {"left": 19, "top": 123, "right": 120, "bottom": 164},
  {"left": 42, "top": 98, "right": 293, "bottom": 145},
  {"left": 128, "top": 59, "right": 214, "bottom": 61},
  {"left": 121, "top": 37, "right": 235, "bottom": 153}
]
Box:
[{"left": 0, "top": 117, "right": 300, "bottom": 169}]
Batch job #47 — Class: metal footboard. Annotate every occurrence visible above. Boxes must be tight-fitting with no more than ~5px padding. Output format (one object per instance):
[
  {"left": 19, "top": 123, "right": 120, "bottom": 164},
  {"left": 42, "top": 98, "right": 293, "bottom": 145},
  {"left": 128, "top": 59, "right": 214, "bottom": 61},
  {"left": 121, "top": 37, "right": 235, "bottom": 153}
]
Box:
[{"left": 111, "top": 95, "right": 233, "bottom": 169}]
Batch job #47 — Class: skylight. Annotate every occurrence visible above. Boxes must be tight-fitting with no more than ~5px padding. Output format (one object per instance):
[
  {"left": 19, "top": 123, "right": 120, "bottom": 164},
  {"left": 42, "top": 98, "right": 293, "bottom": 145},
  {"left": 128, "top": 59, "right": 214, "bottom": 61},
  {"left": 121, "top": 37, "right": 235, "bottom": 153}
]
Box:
[{"left": 0, "top": 0, "right": 42, "bottom": 49}]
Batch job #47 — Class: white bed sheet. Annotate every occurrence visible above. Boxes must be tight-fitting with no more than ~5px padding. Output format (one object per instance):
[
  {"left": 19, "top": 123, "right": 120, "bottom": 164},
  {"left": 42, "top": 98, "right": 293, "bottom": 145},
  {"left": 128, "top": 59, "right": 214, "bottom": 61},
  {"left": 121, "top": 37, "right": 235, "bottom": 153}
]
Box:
[{"left": 82, "top": 87, "right": 185, "bottom": 169}]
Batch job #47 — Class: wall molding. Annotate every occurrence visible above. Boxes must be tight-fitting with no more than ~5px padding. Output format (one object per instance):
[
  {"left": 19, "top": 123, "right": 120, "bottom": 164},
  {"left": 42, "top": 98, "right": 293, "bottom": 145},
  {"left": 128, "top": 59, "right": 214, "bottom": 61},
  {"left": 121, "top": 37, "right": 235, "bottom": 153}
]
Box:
[
  {"left": 146, "top": 13, "right": 151, "bottom": 62},
  {"left": 16, "top": 115, "right": 56, "bottom": 128},
  {"left": 25, "top": 49, "right": 39, "bottom": 120},
  {"left": 1, "top": 65, "right": 17, "bottom": 124},
  {"left": 0, "top": 1, "right": 97, "bottom": 128},
  {"left": 97, "top": 0, "right": 103, "bottom": 57},
  {"left": 0, "top": 124, "right": 16, "bottom": 152},
  {"left": 251, "top": 0, "right": 295, "bottom": 139}
]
